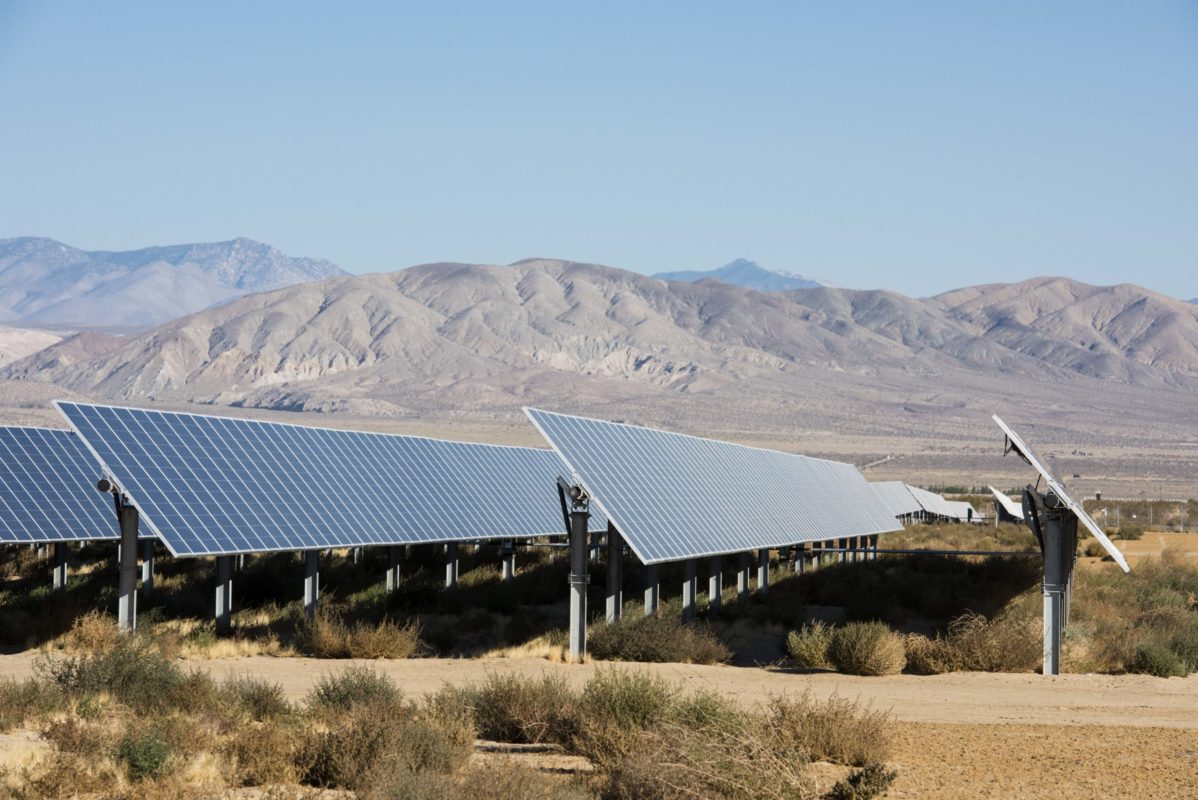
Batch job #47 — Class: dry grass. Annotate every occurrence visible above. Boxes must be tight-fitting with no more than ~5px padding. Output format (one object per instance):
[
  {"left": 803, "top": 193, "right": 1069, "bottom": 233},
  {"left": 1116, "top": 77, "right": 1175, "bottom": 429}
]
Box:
[
  {"left": 587, "top": 612, "right": 731, "bottom": 664},
  {"left": 825, "top": 622, "right": 906, "bottom": 676},
  {"left": 303, "top": 605, "right": 422, "bottom": 659},
  {"left": 787, "top": 621, "right": 834, "bottom": 669},
  {"left": 904, "top": 612, "right": 1041, "bottom": 674}
]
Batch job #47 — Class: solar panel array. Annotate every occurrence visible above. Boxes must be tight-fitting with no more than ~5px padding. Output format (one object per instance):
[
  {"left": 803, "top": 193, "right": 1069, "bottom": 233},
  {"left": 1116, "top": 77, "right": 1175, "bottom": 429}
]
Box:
[
  {"left": 57, "top": 401, "right": 602, "bottom": 558},
  {"left": 944, "top": 500, "right": 981, "bottom": 522},
  {"left": 988, "top": 486, "right": 1025, "bottom": 521},
  {"left": 870, "top": 481, "right": 923, "bottom": 518},
  {"left": 904, "top": 484, "right": 958, "bottom": 520},
  {"left": 992, "top": 415, "right": 1129, "bottom": 572},
  {"left": 0, "top": 426, "right": 116, "bottom": 543},
  {"left": 525, "top": 408, "right": 901, "bottom": 565}
]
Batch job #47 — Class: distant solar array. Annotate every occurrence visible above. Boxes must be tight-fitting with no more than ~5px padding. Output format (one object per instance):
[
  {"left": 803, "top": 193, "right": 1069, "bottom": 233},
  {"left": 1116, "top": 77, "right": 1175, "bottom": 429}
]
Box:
[
  {"left": 992, "top": 415, "right": 1128, "bottom": 572},
  {"left": 0, "top": 426, "right": 116, "bottom": 543},
  {"left": 870, "top": 481, "right": 923, "bottom": 518},
  {"left": 904, "top": 484, "right": 959, "bottom": 520},
  {"left": 57, "top": 402, "right": 601, "bottom": 557},
  {"left": 526, "top": 408, "right": 900, "bottom": 564}
]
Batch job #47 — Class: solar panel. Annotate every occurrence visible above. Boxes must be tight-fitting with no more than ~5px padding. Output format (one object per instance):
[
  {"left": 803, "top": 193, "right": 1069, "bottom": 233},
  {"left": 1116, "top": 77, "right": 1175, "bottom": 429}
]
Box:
[
  {"left": 904, "top": 484, "right": 958, "bottom": 520},
  {"left": 870, "top": 481, "right": 923, "bottom": 518},
  {"left": 988, "top": 486, "right": 1025, "bottom": 521},
  {"left": 56, "top": 401, "right": 601, "bottom": 557},
  {"left": 944, "top": 500, "right": 980, "bottom": 522},
  {"left": 992, "top": 415, "right": 1129, "bottom": 572},
  {"left": 0, "top": 426, "right": 116, "bottom": 543},
  {"left": 525, "top": 408, "right": 901, "bottom": 564}
]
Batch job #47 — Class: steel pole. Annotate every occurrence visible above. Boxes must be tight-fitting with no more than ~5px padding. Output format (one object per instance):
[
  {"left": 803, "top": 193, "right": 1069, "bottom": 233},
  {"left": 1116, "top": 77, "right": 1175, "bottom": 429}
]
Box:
[
  {"left": 707, "top": 555, "right": 722, "bottom": 610},
  {"left": 682, "top": 559, "right": 697, "bottom": 622},
  {"left": 215, "top": 555, "right": 233, "bottom": 634},
  {"left": 303, "top": 550, "right": 320, "bottom": 621},
  {"left": 605, "top": 527, "right": 622, "bottom": 623},
  {"left": 757, "top": 548, "right": 770, "bottom": 595},
  {"left": 568, "top": 508, "right": 590, "bottom": 661},
  {"left": 117, "top": 505, "right": 138, "bottom": 633},
  {"left": 643, "top": 562, "right": 660, "bottom": 615},
  {"left": 444, "top": 542, "right": 459, "bottom": 588},
  {"left": 737, "top": 551, "right": 750, "bottom": 601},
  {"left": 52, "top": 541, "right": 69, "bottom": 592},
  {"left": 385, "top": 545, "right": 401, "bottom": 591}
]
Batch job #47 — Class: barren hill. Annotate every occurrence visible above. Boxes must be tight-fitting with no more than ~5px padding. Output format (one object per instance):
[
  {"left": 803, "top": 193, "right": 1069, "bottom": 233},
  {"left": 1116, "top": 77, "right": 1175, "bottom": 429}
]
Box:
[{"left": 0, "top": 237, "right": 345, "bottom": 326}]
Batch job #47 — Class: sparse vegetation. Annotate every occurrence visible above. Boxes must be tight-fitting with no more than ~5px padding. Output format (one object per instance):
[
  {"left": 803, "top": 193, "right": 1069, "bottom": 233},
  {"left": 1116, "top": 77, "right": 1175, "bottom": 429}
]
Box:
[
  {"left": 904, "top": 611, "right": 1041, "bottom": 674},
  {"left": 587, "top": 611, "right": 731, "bottom": 664},
  {"left": 786, "top": 621, "right": 834, "bottom": 669},
  {"left": 826, "top": 622, "right": 907, "bottom": 676}
]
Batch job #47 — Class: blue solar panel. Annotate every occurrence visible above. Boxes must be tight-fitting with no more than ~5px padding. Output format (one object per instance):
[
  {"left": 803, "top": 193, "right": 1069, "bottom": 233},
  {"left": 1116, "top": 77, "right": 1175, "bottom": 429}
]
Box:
[
  {"left": 57, "top": 402, "right": 601, "bottom": 557},
  {"left": 526, "top": 408, "right": 902, "bottom": 564},
  {"left": 0, "top": 426, "right": 116, "bottom": 543}
]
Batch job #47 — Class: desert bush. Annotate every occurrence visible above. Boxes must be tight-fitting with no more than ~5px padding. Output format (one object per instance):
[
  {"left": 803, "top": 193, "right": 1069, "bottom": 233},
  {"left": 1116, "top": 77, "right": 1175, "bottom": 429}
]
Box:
[
  {"left": 826, "top": 763, "right": 899, "bottom": 800},
  {"left": 588, "top": 613, "right": 731, "bottom": 664},
  {"left": 1131, "top": 644, "right": 1189, "bottom": 678},
  {"left": 378, "top": 761, "right": 594, "bottom": 800},
  {"left": 298, "top": 701, "right": 472, "bottom": 791},
  {"left": 117, "top": 729, "right": 174, "bottom": 781},
  {"left": 1083, "top": 541, "right": 1105, "bottom": 558},
  {"left": 222, "top": 675, "right": 292, "bottom": 721},
  {"left": 786, "top": 621, "right": 833, "bottom": 669},
  {"left": 306, "top": 666, "right": 403, "bottom": 713},
  {"left": 581, "top": 668, "right": 676, "bottom": 730},
  {"left": 827, "top": 622, "right": 906, "bottom": 676},
  {"left": 440, "top": 672, "right": 578, "bottom": 745},
  {"left": 904, "top": 612, "right": 1040, "bottom": 674},
  {"left": 37, "top": 632, "right": 185, "bottom": 712},
  {"left": 41, "top": 717, "right": 108, "bottom": 759},
  {"left": 0, "top": 676, "right": 63, "bottom": 731},
  {"left": 224, "top": 721, "right": 300, "bottom": 786},
  {"left": 58, "top": 610, "right": 120, "bottom": 653},
  {"left": 303, "top": 605, "right": 421, "bottom": 659},
  {"left": 1117, "top": 525, "right": 1145, "bottom": 540},
  {"left": 768, "top": 692, "right": 891, "bottom": 766}
]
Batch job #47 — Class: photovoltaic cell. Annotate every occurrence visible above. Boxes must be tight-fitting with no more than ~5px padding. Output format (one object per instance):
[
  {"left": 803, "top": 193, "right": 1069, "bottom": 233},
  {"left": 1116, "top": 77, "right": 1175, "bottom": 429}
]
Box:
[
  {"left": 0, "top": 426, "right": 116, "bottom": 543},
  {"left": 869, "top": 481, "right": 923, "bottom": 518},
  {"left": 989, "top": 486, "right": 1024, "bottom": 521},
  {"left": 525, "top": 408, "right": 901, "bottom": 564},
  {"left": 57, "top": 401, "right": 600, "bottom": 557},
  {"left": 992, "top": 415, "right": 1129, "bottom": 572},
  {"left": 904, "top": 484, "right": 958, "bottom": 520}
]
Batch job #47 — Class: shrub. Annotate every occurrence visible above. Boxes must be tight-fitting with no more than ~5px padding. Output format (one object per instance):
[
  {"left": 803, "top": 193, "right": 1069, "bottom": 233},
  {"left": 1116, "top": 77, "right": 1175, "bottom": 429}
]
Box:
[
  {"left": 440, "top": 672, "right": 578, "bottom": 745},
  {"left": 306, "top": 666, "right": 403, "bottom": 713},
  {"left": 303, "top": 606, "right": 421, "bottom": 659},
  {"left": 222, "top": 675, "right": 292, "bottom": 721},
  {"left": 768, "top": 693, "right": 891, "bottom": 766},
  {"left": 1131, "top": 644, "right": 1189, "bottom": 678},
  {"left": 37, "top": 632, "right": 184, "bottom": 712},
  {"left": 827, "top": 622, "right": 906, "bottom": 676},
  {"left": 587, "top": 613, "right": 731, "bottom": 664},
  {"left": 826, "top": 763, "right": 899, "bottom": 800},
  {"left": 0, "top": 676, "right": 63, "bottom": 731},
  {"left": 580, "top": 669, "right": 676, "bottom": 731},
  {"left": 58, "top": 611, "right": 119, "bottom": 653},
  {"left": 786, "top": 621, "right": 833, "bottom": 669},
  {"left": 41, "top": 717, "right": 108, "bottom": 759},
  {"left": 905, "top": 612, "right": 1040, "bottom": 674},
  {"left": 117, "top": 729, "right": 173, "bottom": 781},
  {"left": 224, "top": 721, "right": 300, "bottom": 786}
]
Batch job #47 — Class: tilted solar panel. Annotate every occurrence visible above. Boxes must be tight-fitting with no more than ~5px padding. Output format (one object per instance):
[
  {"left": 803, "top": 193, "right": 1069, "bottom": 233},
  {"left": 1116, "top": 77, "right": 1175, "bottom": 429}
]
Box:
[
  {"left": 525, "top": 408, "right": 901, "bottom": 565},
  {"left": 944, "top": 500, "right": 980, "bottom": 521},
  {"left": 904, "top": 484, "right": 957, "bottom": 519},
  {"left": 988, "top": 486, "right": 1024, "bottom": 520},
  {"left": 57, "top": 401, "right": 601, "bottom": 557},
  {"left": 992, "top": 415, "right": 1128, "bottom": 572},
  {"left": 869, "top": 481, "right": 923, "bottom": 518},
  {"left": 0, "top": 426, "right": 116, "bottom": 543}
]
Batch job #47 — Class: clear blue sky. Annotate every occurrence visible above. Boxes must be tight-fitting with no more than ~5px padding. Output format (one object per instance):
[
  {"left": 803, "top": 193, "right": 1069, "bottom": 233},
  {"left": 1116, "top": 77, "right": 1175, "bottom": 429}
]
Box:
[{"left": 1, "top": 1, "right": 1195, "bottom": 298}]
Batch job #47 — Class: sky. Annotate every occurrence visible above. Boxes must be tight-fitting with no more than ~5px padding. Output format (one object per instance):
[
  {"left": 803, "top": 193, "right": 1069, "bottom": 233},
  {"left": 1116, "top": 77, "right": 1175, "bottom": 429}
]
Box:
[{"left": 0, "top": 1, "right": 1195, "bottom": 298}]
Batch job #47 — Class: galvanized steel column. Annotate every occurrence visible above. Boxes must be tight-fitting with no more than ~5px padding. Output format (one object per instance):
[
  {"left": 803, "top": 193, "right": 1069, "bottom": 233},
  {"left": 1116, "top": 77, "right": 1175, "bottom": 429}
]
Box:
[
  {"left": 757, "top": 548, "right": 769, "bottom": 595},
  {"left": 605, "top": 527, "right": 622, "bottom": 623},
  {"left": 444, "top": 542, "right": 459, "bottom": 588},
  {"left": 117, "top": 505, "right": 139, "bottom": 633},
  {"left": 736, "top": 552, "right": 750, "bottom": 601},
  {"left": 643, "top": 563, "right": 660, "bottom": 615},
  {"left": 52, "top": 541, "right": 68, "bottom": 592},
  {"left": 215, "top": 555, "right": 234, "bottom": 634},
  {"left": 303, "top": 550, "right": 320, "bottom": 621},
  {"left": 141, "top": 539, "right": 155, "bottom": 594},
  {"left": 796, "top": 543, "right": 806, "bottom": 575},
  {"left": 385, "top": 545, "right": 402, "bottom": 591},
  {"left": 500, "top": 539, "right": 516, "bottom": 582},
  {"left": 568, "top": 507, "right": 590, "bottom": 661},
  {"left": 707, "top": 555, "right": 722, "bottom": 611},
  {"left": 681, "top": 559, "right": 697, "bottom": 622}
]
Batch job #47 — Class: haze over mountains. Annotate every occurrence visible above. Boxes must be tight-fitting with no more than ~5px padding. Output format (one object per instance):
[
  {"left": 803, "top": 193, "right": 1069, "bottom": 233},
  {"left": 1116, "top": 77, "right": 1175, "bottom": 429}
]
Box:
[
  {"left": 654, "top": 258, "right": 826, "bottom": 291},
  {"left": 0, "top": 237, "right": 345, "bottom": 326}
]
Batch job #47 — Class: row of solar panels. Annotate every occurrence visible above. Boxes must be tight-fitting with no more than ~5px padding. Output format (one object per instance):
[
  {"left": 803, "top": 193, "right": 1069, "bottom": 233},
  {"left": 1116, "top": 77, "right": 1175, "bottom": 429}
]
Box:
[
  {"left": 868, "top": 480, "right": 984, "bottom": 523},
  {"left": 0, "top": 403, "right": 901, "bottom": 566}
]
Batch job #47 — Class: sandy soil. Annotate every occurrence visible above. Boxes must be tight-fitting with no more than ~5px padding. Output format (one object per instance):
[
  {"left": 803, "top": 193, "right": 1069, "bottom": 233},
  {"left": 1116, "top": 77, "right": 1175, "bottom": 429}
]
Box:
[{"left": 1117, "top": 531, "right": 1198, "bottom": 560}]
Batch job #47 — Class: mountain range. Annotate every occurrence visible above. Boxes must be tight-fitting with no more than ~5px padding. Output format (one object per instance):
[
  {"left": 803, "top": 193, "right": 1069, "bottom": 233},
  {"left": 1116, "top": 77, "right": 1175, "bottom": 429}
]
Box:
[
  {"left": 0, "top": 237, "right": 345, "bottom": 326},
  {"left": 653, "top": 258, "right": 825, "bottom": 291}
]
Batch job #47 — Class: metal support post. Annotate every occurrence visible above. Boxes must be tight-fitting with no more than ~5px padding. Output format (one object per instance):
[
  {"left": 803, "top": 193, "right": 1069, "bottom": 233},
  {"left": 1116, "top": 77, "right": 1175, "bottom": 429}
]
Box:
[
  {"left": 141, "top": 539, "right": 155, "bottom": 594},
  {"left": 351, "top": 546, "right": 362, "bottom": 566},
  {"left": 568, "top": 505, "right": 590, "bottom": 661},
  {"left": 589, "top": 529, "right": 600, "bottom": 563},
  {"left": 737, "top": 551, "right": 750, "bottom": 601},
  {"left": 871, "top": 534, "right": 879, "bottom": 561},
  {"left": 797, "top": 543, "right": 806, "bottom": 575},
  {"left": 605, "top": 526, "right": 623, "bottom": 623},
  {"left": 838, "top": 538, "right": 846, "bottom": 564},
  {"left": 385, "top": 545, "right": 402, "bottom": 591},
  {"left": 1024, "top": 488, "right": 1078, "bottom": 676},
  {"left": 303, "top": 550, "right": 320, "bottom": 621},
  {"left": 757, "top": 548, "right": 770, "bottom": 595},
  {"left": 500, "top": 539, "right": 516, "bottom": 582},
  {"left": 681, "top": 559, "right": 697, "bottom": 622},
  {"left": 444, "top": 542, "right": 459, "bottom": 588},
  {"left": 215, "top": 555, "right": 234, "bottom": 634},
  {"left": 643, "top": 563, "right": 660, "bottom": 615},
  {"left": 707, "top": 555, "right": 722, "bottom": 611},
  {"left": 117, "top": 505, "right": 139, "bottom": 632},
  {"left": 52, "top": 541, "right": 69, "bottom": 592}
]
